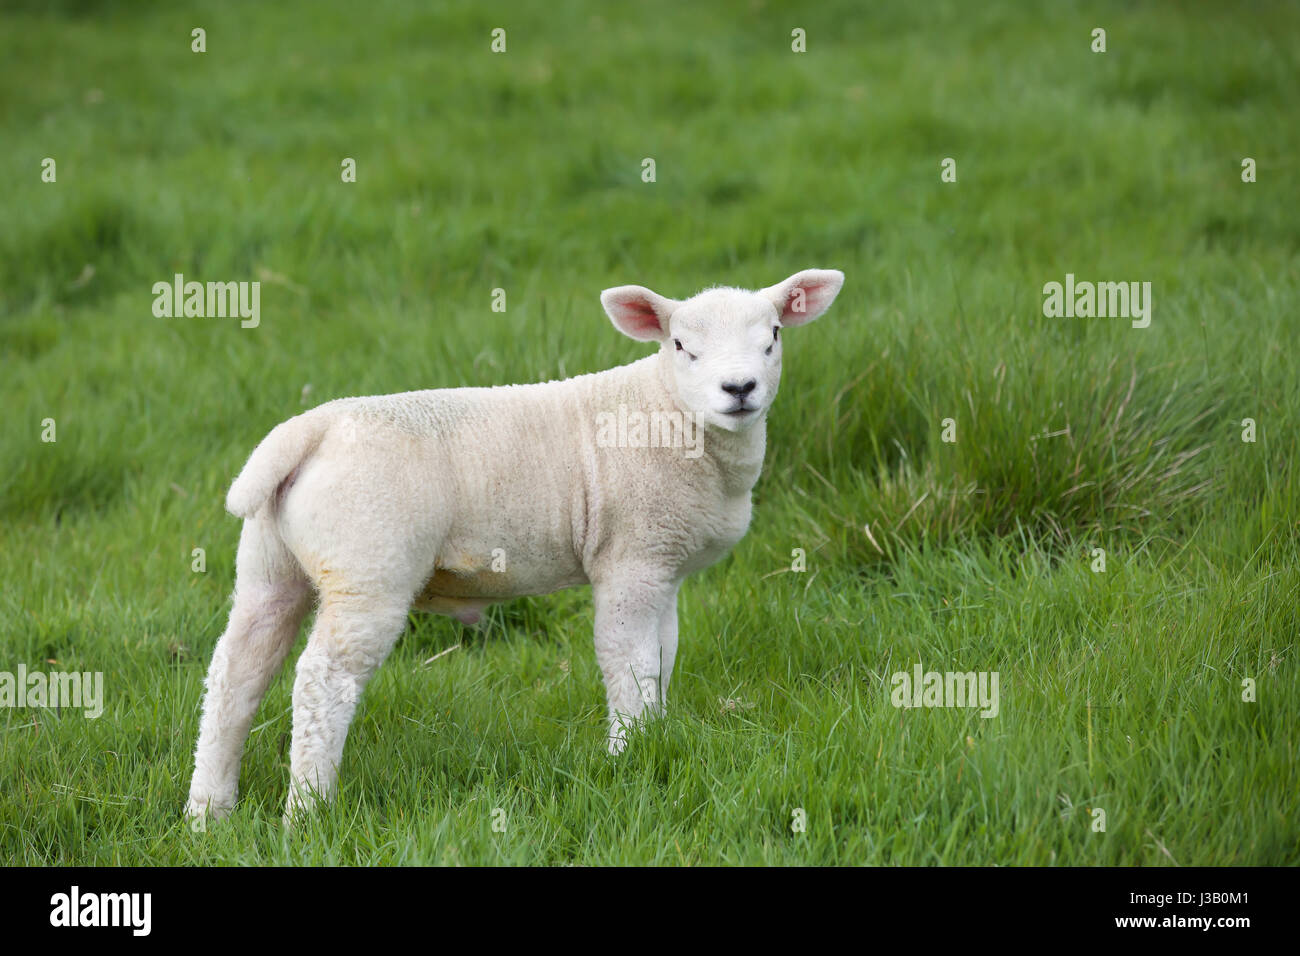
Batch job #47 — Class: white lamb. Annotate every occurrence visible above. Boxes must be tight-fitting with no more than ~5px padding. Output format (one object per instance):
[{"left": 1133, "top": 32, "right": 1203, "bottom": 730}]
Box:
[{"left": 186, "top": 268, "right": 845, "bottom": 821}]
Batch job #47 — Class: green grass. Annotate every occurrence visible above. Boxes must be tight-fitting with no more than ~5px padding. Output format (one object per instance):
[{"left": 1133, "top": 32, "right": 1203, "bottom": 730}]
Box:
[{"left": 1, "top": 0, "right": 1297, "bottom": 864}]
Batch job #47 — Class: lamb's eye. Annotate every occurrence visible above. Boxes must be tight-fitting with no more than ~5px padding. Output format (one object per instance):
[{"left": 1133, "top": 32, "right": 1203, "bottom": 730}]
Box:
[
  {"left": 773, "top": 327, "right": 780, "bottom": 341},
  {"left": 674, "top": 339, "right": 683, "bottom": 351}
]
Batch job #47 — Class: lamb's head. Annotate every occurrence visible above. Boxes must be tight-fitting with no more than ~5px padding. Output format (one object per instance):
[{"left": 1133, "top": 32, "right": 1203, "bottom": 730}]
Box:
[{"left": 600, "top": 269, "right": 845, "bottom": 432}]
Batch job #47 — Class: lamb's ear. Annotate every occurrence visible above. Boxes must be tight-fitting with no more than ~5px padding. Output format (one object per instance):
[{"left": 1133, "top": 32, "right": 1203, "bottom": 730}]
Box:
[
  {"left": 762, "top": 269, "right": 845, "bottom": 327},
  {"left": 600, "top": 285, "right": 680, "bottom": 342}
]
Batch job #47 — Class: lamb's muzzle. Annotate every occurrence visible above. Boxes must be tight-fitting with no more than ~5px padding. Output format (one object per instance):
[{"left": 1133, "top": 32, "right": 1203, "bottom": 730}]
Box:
[{"left": 186, "top": 268, "right": 845, "bottom": 823}]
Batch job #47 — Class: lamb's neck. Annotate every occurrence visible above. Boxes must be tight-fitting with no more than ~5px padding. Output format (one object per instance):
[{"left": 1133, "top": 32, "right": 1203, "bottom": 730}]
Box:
[
  {"left": 639, "top": 351, "right": 766, "bottom": 497},
  {"left": 703, "top": 417, "right": 767, "bottom": 496}
]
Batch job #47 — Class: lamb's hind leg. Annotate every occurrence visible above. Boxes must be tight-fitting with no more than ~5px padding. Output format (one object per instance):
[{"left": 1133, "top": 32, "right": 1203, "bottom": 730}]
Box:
[
  {"left": 284, "top": 592, "right": 412, "bottom": 821},
  {"left": 187, "top": 515, "right": 311, "bottom": 822}
]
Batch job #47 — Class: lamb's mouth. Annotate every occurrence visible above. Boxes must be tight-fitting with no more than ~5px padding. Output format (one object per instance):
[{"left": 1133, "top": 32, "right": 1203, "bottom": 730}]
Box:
[{"left": 723, "top": 406, "right": 757, "bottom": 417}]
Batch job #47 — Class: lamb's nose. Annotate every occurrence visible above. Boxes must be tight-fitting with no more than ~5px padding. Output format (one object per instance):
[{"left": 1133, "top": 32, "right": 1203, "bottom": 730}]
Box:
[{"left": 721, "top": 379, "right": 757, "bottom": 398}]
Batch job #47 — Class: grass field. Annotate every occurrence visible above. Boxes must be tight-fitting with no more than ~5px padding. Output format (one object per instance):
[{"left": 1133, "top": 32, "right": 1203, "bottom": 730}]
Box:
[{"left": 1, "top": 0, "right": 1297, "bottom": 865}]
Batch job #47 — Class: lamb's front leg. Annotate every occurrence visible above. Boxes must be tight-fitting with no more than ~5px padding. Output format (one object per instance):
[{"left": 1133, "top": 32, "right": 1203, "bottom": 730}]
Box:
[
  {"left": 657, "top": 584, "right": 680, "bottom": 709},
  {"left": 592, "top": 575, "right": 675, "bottom": 754}
]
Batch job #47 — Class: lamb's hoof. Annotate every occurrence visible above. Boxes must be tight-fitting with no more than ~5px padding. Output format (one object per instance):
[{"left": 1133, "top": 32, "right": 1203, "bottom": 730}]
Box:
[
  {"left": 185, "top": 796, "right": 233, "bottom": 829},
  {"left": 607, "top": 726, "right": 628, "bottom": 755},
  {"left": 283, "top": 786, "right": 324, "bottom": 827}
]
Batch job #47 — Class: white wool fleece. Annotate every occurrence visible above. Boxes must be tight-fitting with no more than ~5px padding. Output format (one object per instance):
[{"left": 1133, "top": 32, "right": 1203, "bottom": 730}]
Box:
[{"left": 187, "top": 268, "right": 844, "bottom": 823}]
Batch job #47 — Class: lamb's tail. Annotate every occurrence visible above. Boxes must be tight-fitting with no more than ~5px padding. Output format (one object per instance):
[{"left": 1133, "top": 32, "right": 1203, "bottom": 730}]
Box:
[{"left": 225, "top": 410, "right": 330, "bottom": 519}]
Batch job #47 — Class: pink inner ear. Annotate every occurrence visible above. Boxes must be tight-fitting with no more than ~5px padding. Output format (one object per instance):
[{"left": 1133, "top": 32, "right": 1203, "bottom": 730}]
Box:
[
  {"left": 613, "top": 297, "right": 664, "bottom": 337},
  {"left": 778, "top": 277, "right": 832, "bottom": 325}
]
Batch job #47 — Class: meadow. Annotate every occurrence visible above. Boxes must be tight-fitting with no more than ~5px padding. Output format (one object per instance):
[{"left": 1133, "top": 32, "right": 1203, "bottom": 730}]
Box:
[{"left": 1, "top": 0, "right": 1297, "bottom": 864}]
